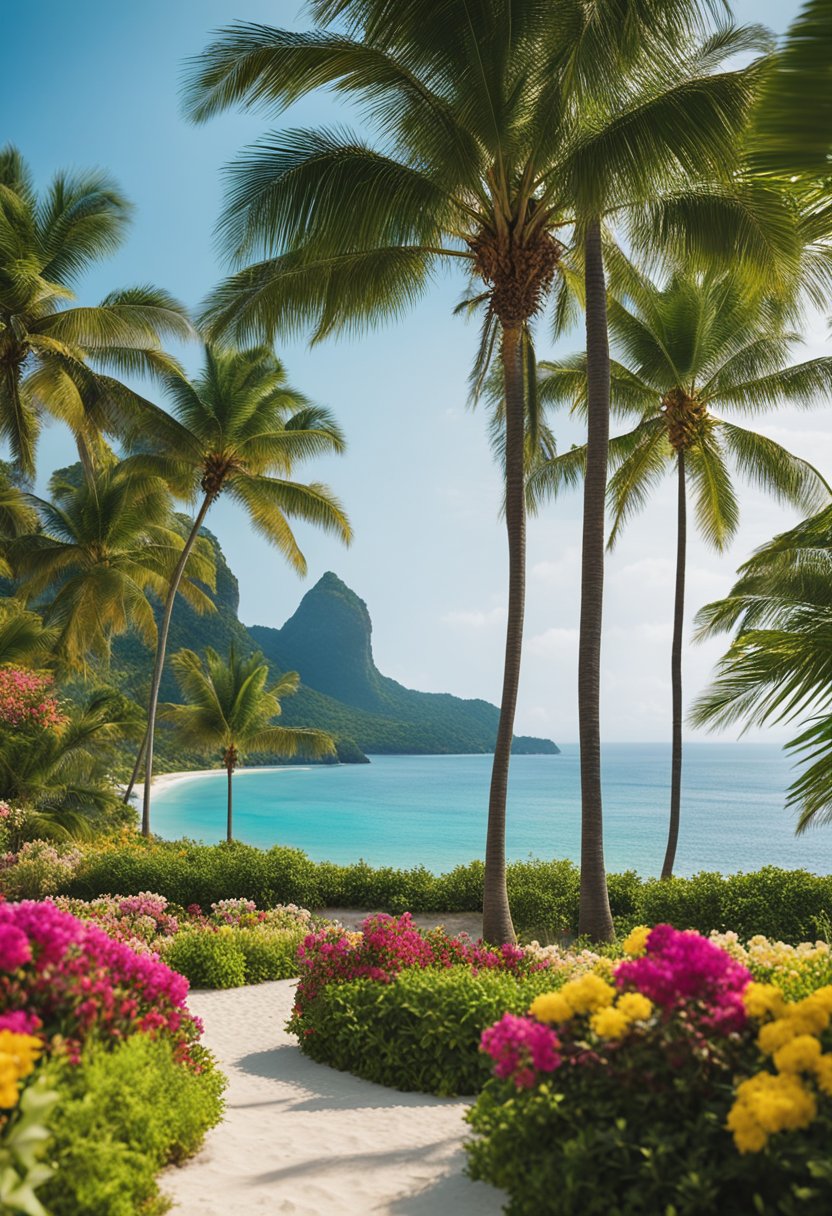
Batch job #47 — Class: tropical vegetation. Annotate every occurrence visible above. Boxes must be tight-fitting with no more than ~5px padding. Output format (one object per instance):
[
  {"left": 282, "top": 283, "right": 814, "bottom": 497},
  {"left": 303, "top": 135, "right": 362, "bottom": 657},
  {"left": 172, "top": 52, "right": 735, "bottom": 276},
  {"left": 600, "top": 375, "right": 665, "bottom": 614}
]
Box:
[{"left": 534, "top": 263, "right": 832, "bottom": 877}]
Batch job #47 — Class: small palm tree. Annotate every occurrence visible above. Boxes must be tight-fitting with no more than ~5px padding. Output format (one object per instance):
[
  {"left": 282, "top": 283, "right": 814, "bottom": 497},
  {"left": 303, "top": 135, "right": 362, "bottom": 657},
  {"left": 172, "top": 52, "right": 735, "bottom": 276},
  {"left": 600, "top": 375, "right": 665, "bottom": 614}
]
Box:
[
  {"left": 692, "top": 506, "right": 832, "bottom": 832},
  {"left": 0, "top": 606, "right": 56, "bottom": 667},
  {"left": 162, "top": 646, "right": 334, "bottom": 842},
  {"left": 534, "top": 264, "right": 832, "bottom": 877},
  {"left": 184, "top": 0, "right": 768, "bottom": 942},
  {"left": 120, "top": 344, "right": 351, "bottom": 835},
  {"left": 0, "top": 147, "right": 193, "bottom": 476},
  {"left": 11, "top": 464, "right": 215, "bottom": 672}
]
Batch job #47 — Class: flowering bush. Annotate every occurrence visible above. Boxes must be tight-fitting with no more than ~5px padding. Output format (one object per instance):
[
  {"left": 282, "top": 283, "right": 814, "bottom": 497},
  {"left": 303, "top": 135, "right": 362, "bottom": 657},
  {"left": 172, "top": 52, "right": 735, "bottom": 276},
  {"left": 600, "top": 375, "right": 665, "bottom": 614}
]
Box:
[
  {"left": 467, "top": 925, "right": 832, "bottom": 1214},
  {"left": 0, "top": 900, "right": 199, "bottom": 1062},
  {"left": 294, "top": 912, "right": 530, "bottom": 1014},
  {"left": 0, "top": 841, "right": 83, "bottom": 900},
  {"left": 0, "top": 667, "right": 65, "bottom": 733},
  {"left": 0, "top": 806, "right": 29, "bottom": 855}
]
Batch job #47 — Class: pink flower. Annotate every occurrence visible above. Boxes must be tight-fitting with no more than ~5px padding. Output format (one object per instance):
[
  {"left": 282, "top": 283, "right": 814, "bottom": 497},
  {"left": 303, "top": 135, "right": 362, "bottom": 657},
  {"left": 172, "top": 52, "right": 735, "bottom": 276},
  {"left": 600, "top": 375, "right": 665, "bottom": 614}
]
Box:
[{"left": 481, "top": 1013, "right": 562, "bottom": 1088}]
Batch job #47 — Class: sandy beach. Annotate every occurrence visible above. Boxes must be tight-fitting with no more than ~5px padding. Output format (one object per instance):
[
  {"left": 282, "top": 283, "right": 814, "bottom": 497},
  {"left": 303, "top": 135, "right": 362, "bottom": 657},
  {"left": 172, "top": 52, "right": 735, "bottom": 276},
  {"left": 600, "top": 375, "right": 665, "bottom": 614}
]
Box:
[
  {"left": 129, "top": 765, "right": 309, "bottom": 806},
  {"left": 163, "top": 980, "right": 504, "bottom": 1216}
]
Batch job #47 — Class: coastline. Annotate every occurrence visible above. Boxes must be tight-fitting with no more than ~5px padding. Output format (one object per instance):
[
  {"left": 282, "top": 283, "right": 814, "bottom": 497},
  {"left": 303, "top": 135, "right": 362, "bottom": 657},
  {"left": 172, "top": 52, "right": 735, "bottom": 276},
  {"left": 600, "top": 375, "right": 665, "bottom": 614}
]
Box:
[{"left": 128, "top": 765, "right": 311, "bottom": 805}]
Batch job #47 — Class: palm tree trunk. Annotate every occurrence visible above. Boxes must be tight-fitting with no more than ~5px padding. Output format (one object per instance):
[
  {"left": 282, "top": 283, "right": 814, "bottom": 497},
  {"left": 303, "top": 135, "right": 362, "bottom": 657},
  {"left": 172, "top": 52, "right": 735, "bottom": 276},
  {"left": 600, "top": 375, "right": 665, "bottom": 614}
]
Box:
[
  {"left": 661, "top": 451, "right": 686, "bottom": 880},
  {"left": 226, "top": 763, "right": 234, "bottom": 843},
  {"left": 122, "top": 728, "right": 147, "bottom": 804},
  {"left": 578, "top": 217, "right": 614, "bottom": 943},
  {"left": 482, "top": 324, "right": 525, "bottom": 945},
  {"left": 141, "top": 494, "right": 212, "bottom": 837}
]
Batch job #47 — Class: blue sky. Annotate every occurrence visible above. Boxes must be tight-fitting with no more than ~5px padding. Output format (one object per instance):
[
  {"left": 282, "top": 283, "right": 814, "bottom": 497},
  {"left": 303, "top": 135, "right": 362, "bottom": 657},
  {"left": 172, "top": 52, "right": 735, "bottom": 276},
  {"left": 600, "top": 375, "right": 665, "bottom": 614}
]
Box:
[{"left": 1, "top": 0, "right": 822, "bottom": 744}]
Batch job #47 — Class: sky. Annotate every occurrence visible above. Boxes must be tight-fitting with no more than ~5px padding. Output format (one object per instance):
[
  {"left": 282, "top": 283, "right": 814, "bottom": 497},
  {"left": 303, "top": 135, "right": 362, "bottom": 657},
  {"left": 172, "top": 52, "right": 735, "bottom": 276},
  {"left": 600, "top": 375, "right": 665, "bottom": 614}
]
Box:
[{"left": 0, "top": 0, "right": 822, "bottom": 745}]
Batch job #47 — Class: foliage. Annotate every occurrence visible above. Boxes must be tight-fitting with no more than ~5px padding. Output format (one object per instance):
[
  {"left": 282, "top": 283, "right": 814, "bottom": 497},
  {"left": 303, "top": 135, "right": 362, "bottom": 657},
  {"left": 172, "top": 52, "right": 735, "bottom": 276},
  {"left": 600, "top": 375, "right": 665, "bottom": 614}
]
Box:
[
  {"left": 35, "top": 837, "right": 832, "bottom": 944},
  {"left": 0, "top": 899, "right": 199, "bottom": 1060},
  {"left": 0, "top": 1073, "right": 58, "bottom": 1216},
  {"left": 693, "top": 507, "right": 832, "bottom": 831},
  {"left": 294, "top": 965, "right": 568, "bottom": 1097},
  {"left": 466, "top": 926, "right": 832, "bottom": 1214},
  {"left": 161, "top": 930, "right": 246, "bottom": 990},
  {"left": 0, "top": 843, "right": 83, "bottom": 900},
  {"left": 39, "top": 1035, "right": 224, "bottom": 1216},
  {"left": 0, "top": 146, "right": 192, "bottom": 475}
]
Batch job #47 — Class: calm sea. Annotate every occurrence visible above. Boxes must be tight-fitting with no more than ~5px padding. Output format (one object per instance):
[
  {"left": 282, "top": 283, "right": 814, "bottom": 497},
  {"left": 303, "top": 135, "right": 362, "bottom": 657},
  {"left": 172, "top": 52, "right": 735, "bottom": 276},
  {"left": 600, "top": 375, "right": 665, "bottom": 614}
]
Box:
[{"left": 152, "top": 745, "right": 832, "bottom": 878}]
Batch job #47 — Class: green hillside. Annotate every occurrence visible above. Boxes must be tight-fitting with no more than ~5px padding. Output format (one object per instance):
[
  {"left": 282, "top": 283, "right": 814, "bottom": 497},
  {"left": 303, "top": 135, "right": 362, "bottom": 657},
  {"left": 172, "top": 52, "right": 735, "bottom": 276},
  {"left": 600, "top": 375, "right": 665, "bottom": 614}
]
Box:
[{"left": 109, "top": 548, "right": 560, "bottom": 763}]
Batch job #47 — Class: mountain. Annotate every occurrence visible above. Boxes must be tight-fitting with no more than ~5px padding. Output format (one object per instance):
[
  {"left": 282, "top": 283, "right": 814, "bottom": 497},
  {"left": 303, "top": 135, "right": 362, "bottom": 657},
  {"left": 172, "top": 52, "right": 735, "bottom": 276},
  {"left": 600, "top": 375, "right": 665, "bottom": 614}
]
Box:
[
  {"left": 107, "top": 546, "right": 559, "bottom": 763},
  {"left": 248, "top": 571, "right": 559, "bottom": 757}
]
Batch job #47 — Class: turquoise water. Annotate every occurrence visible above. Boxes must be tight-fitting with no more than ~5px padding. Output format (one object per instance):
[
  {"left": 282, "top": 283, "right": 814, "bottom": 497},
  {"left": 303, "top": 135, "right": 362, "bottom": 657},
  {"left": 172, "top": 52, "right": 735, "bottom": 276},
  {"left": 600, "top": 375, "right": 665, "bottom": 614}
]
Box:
[{"left": 152, "top": 744, "right": 832, "bottom": 878}]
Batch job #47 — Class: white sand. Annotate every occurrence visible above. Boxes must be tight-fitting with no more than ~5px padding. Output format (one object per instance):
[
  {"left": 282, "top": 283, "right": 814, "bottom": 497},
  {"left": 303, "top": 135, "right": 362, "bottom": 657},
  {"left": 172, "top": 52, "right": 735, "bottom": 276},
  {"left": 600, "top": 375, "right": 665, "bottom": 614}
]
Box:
[
  {"left": 163, "top": 980, "right": 505, "bottom": 1216},
  {"left": 129, "top": 764, "right": 311, "bottom": 806}
]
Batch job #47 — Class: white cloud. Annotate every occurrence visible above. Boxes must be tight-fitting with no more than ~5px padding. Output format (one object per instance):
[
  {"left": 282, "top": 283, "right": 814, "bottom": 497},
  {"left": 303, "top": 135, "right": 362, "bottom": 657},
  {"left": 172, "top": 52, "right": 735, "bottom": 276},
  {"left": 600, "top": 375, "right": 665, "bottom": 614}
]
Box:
[{"left": 442, "top": 606, "right": 506, "bottom": 628}]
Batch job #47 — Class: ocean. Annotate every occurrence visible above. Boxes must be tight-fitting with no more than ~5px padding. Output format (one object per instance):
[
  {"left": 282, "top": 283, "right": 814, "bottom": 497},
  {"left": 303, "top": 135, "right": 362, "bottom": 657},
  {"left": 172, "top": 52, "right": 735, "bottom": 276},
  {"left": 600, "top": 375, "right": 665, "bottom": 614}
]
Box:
[{"left": 152, "top": 744, "right": 832, "bottom": 878}]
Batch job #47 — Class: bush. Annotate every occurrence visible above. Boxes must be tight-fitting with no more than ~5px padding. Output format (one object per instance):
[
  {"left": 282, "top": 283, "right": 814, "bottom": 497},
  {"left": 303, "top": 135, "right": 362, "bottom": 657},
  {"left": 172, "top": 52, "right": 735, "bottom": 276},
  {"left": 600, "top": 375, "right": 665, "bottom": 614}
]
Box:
[
  {"left": 466, "top": 926, "right": 832, "bottom": 1215},
  {"left": 163, "top": 930, "right": 247, "bottom": 989},
  {"left": 295, "top": 966, "right": 565, "bottom": 1095},
  {"left": 22, "top": 834, "right": 832, "bottom": 943},
  {"left": 40, "top": 1035, "right": 225, "bottom": 1216},
  {"left": 234, "top": 926, "right": 304, "bottom": 983}
]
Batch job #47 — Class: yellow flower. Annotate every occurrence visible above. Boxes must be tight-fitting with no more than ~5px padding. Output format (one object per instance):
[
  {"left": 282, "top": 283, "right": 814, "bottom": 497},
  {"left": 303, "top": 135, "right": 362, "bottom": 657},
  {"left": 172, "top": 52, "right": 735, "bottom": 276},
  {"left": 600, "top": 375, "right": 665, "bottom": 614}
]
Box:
[
  {"left": 0, "top": 1032, "right": 42, "bottom": 1110},
  {"left": 743, "top": 982, "right": 786, "bottom": 1021},
  {"left": 732, "top": 1123, "right": 769, "bottom": 1154},
  {"left": 773, "top": 1034, "right": 822, "bottom": 1075},
  {"left": 758, "top": 1018, "right": 803, "bottom": 1055},
  {"left": 590, "top": 1007, "right": 631, "bottom": 1039},
  {"left": 622, "top": 926, "right": 651, "bottom": 957},
  {"left": 616, "top": 992, "right": 653, "bottom": 1022},
  {"left": 559, "top": 973, "right": 616, "bottom": 1014},
  {"left": 787, "top": 996, "right": 830, "bottom": 1036},
  {"left": 813, "top": 1053, "right": 832, "bottom": 1095},
  {"left": 809, "top": 985, "right": 832, "bottom": 1015},
  {"left": 529, "top": 991, "right": 573, "bottom": 1024}
]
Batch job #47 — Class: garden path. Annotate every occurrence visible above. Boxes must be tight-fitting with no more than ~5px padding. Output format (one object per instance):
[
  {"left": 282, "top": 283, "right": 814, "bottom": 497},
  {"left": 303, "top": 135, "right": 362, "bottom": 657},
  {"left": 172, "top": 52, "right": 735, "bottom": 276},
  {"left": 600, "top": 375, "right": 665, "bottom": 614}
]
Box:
[{"left": 163, "top": 979, "right": 506, "bottom": 1215}]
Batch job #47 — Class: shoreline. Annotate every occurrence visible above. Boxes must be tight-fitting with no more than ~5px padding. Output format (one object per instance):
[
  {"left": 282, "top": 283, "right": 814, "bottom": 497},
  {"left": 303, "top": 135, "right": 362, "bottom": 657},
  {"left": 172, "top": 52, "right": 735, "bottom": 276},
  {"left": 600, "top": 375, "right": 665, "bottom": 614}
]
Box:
[{"left": 128, "top": 765, "right": 312, "bottom": 805}]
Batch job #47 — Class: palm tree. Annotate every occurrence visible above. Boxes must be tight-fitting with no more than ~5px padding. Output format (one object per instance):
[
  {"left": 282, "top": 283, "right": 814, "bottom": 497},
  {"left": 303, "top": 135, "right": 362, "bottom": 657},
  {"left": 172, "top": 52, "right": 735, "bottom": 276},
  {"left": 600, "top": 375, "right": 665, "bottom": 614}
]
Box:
[
  {"left": 0, "top": 689, "right": 143, "bottom": 839},
  {"left": 534, "top": 264, "right": 832, "bottom": 877},
  {"left": 11, "top": 463, "right": 216, "bottom": 672},
  {"left": 0, "top": 606, "right": 56, "bottom": 667},
  {"left": 184, "top": 0, "right": 767, "bottom": 942},
  {"left": 162, "top": 646, "right": 334, "bottom": 842},
  {"left": 692, "top": 506, "right": 832, "bottom": 832},
  {"left": 0, "top": 147, "right": 193, "bottom": 476},
  {"left": 119, "top": 344, "right": 351, "bottom": 836}
]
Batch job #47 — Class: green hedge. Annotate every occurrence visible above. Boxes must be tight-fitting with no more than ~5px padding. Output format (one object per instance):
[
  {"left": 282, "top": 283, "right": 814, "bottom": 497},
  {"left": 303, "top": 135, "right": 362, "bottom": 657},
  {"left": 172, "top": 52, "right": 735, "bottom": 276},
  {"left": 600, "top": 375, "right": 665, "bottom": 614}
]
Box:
[
  {"left": 292, "top": 967, "right": 566, "bottom": 1096},
  {"left": 163, "top": 926, "right": 304, "bottom": 988},
  {"left": 53, "top": 839, "right": 832, "bottom": 942},
  {"left": 40, "top": 1035, "right": 225, "bottom": 1216}
]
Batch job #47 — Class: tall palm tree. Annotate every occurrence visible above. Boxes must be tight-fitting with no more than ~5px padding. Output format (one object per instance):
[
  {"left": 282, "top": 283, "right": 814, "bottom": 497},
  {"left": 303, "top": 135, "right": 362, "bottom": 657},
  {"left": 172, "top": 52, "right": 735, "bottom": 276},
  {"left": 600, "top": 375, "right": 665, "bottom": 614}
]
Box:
[
  {"left": 0, "top": 147, "right": 193, "bottom": 476},
  {"left": 119, "top": 344, "right": 351, "bottom": 836},
  {"left": 692, "top": 506, "right": 832, "bottom": 832},
  {"left": 162, "top": 646, "right": 334, "bottom": 842},
  {"left": 184, "top": 0, "right": 767, "bottom": 942},
  {"left": 11, "top": 464, "right": 216, "bottom": 672},
  {"left": 534, "top": 264, "right": 832, "bottom": 877}
]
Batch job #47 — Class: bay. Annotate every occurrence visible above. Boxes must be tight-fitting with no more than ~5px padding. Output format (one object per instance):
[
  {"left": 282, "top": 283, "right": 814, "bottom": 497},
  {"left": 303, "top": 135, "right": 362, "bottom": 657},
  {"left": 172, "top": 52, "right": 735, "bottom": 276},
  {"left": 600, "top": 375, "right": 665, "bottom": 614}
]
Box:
[{"left": 153, "top": 743, "right": 832, "bottom": 877}]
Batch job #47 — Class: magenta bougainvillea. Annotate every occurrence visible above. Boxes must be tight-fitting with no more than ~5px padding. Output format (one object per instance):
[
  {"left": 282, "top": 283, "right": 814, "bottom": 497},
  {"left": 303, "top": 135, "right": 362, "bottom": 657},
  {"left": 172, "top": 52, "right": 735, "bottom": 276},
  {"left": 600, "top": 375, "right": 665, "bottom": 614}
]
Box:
[
  {"left": 0, "top": 899, "right": 201, "bottom": 1063},
  {"left": 0, "top": 666, "right": 65, "bottom": 732},
  {"left": 294, "top": 912, "right": 532, "bottom": 1011}
]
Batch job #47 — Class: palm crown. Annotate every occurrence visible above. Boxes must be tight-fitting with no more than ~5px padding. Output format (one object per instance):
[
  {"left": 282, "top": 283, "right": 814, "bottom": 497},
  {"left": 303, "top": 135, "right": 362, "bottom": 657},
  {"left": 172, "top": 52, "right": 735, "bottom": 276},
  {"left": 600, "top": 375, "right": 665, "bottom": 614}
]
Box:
[
  {"left": 162, "top": 645, "right": 335, "bottom": 841},
  {"left": 12, "top": 464, "right": 215, "bottom": 671},
  {"left": 534, "top": 263, "right": 832, "bottom": 546},
  {"left": 0, "top": 147, "right": 193, "bottom": 474}
]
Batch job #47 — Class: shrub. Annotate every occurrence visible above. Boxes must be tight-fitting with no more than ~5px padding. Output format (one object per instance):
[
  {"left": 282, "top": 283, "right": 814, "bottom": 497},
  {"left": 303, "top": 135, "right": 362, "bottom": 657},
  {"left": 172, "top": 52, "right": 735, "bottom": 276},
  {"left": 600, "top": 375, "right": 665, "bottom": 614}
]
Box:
[
  {"left": 18, "top": 833, "right": 832, "bottom": 944},
  {"left": 234, "top": 926, "right": 304, "bottom": 983},
  {"left": 0, "top": 900, "right": 198, "bottom": 1059},
  {"left": 40, "top": 1035, "right": 225, "bottom": 1216},
  {"left": 0, "top": 841, "right": 82, "bottom": 900},
  {"left": 466, "top": 925, "right": 832, "bottom": 1214},
  {"left": 163, "top": 930, "right": 247, "bottom": 989},
  {"left": 294, "top": 966, "right": 565, "bottom": 1095}
]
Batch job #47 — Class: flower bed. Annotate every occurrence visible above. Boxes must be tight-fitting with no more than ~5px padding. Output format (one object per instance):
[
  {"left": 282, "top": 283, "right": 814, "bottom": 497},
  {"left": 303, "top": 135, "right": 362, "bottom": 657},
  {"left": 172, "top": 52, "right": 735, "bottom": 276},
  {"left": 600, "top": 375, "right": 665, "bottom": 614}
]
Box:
[
  {"left": 0, "top": 898, "right": 225, "bottom": 1215},
  {"left": 51, "top": 891, "right": 316, "bottom": 989},
  {"left": 288, "top": 913, "right": 593, "bottom": 1094},
  {"left": 466, "top": 924, "right": 832, "bottom": 1215}
]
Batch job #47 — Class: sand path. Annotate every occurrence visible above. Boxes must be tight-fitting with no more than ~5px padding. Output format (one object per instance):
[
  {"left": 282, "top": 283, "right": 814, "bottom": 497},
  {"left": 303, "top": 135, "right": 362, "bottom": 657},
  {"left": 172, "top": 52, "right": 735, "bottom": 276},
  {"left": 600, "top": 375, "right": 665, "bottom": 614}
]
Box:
[{"left": 163, "top": 980, "right": 505, "bottom": 1216}]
